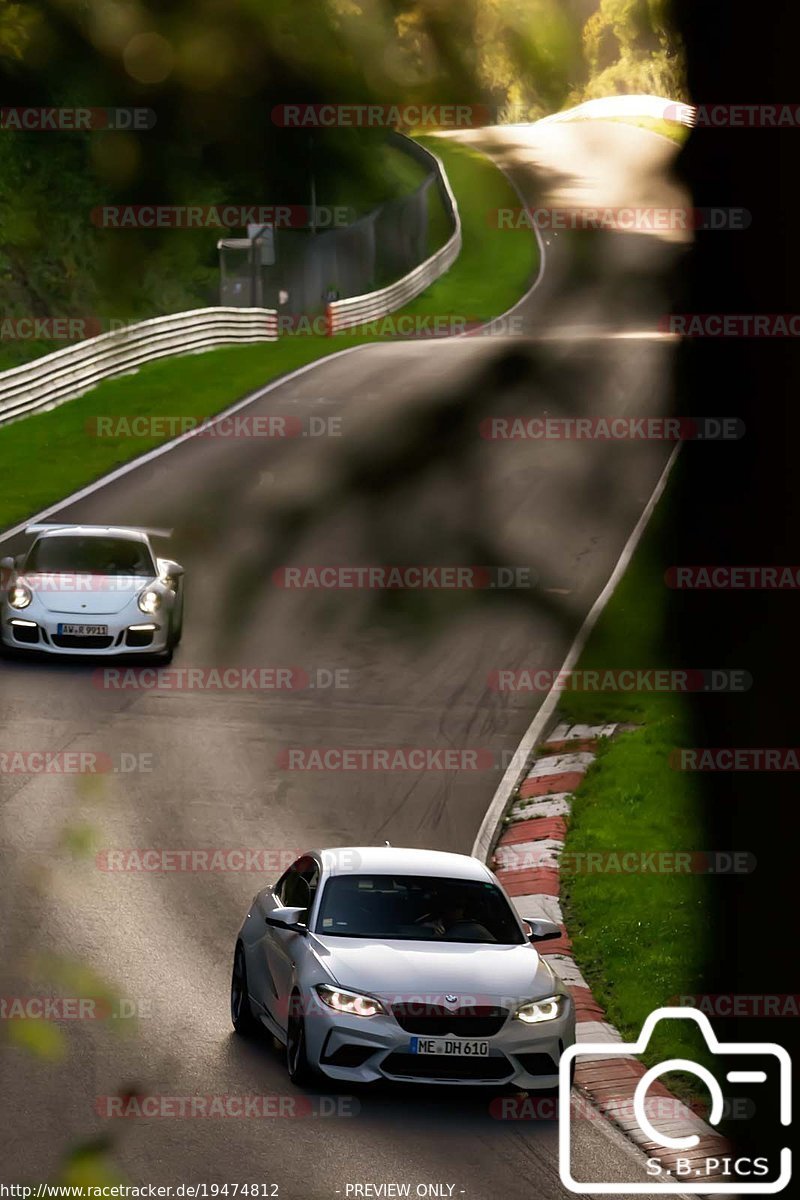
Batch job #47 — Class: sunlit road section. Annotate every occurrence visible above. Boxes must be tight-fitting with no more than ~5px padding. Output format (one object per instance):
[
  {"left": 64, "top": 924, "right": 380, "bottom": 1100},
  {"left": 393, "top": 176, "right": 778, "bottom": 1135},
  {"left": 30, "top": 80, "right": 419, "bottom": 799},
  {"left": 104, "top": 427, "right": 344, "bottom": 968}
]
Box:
[{"left": 0, "top": 119, "right": 689, "bottom": 1197}]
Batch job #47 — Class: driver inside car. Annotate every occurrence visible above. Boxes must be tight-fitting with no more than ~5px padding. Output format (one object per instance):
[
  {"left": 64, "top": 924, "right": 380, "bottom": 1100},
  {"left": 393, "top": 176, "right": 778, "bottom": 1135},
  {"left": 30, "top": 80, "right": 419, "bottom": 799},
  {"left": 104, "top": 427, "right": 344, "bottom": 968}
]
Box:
[{"left": 419, "top": 896, "right": 495, "bottom": 942}]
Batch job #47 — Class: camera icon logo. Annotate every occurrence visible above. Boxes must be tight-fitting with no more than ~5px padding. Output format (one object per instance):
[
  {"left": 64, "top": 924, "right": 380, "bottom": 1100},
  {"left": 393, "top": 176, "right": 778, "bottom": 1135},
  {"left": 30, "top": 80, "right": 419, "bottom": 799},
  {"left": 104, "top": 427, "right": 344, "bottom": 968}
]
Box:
[{"left": 558, "top": 1006, "right": 792, "bottom": 1194}]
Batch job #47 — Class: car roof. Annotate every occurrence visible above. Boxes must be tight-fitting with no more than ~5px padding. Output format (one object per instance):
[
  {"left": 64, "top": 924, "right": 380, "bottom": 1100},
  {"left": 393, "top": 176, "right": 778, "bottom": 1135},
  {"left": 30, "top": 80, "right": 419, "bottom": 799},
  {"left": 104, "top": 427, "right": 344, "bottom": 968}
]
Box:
[
  {"left": 33, "top": 526, "right": 150, "bottom": 543},
  {"left": 315, "top": 846, "right": 494, "bottom": 882}
]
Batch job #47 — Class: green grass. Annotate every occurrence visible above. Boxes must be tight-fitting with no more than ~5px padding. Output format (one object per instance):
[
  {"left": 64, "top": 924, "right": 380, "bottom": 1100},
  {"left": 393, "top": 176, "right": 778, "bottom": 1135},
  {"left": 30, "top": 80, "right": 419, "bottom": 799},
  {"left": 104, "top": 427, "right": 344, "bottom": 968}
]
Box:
[
  {"left": 0, "top": 342, "right": 350, "bottom": 530},
  {"left": 0, "top": 136, "right": 537, "bottom": 533},
  {"left": 413, "top": 135, "right": 535, "bottom": 317},
  {"left": 556, "top": 475, "right": 713, "bottom": 1101}
]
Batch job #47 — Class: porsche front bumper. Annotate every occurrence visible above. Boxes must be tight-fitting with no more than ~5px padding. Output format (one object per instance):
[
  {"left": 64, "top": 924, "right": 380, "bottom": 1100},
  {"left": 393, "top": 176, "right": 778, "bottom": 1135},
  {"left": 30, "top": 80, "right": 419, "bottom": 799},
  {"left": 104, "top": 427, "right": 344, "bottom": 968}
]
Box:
[{"left": 2, "top": 603, "right": 170, "bottom": 656}]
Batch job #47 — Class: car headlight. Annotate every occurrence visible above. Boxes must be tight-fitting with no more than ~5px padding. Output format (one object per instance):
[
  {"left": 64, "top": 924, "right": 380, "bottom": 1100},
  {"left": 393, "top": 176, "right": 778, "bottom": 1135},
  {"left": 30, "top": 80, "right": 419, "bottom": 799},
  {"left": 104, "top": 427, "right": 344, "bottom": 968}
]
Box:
[
  {"left": 8, "top": 583, "right": 32, "bottom": 610},
  {"left": 138, "top": 589, "right": 162, "bottom": 614},
  {"left": 515, "top": 994, "right": 564, "bottom": 1024},
  {"left": 315, "top": 985, "right": 385, "bottom": 1017}
]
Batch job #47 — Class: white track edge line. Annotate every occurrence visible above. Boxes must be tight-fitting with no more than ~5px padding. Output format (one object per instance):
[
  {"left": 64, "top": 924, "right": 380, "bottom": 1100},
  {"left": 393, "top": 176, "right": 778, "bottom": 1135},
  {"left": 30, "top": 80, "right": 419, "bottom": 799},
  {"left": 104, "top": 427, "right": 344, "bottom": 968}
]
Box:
[
  {"left": 0, "top": 343, "right": 386, "bottom": 545},
  {"left": 472, "top": 440, "right": 681, "bottom": 861}
]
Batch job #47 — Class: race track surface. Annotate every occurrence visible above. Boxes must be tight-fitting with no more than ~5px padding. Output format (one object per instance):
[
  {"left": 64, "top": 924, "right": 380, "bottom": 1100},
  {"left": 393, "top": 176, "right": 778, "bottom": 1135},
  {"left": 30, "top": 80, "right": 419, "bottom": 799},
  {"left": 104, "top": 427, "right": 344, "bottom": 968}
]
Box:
[{"left": 0, "top": 121, "right": 687, "bottom": 1198}]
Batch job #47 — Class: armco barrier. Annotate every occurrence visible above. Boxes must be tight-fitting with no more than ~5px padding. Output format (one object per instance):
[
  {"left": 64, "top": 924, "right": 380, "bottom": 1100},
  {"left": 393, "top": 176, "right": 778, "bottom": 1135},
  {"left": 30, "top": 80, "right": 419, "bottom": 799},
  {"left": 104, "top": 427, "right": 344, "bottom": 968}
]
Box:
[
  {"left": 0, "top": 307, "right": 278, "bottom": 428},
  {"left": 0, "top": 138, "right": 459, "bottom": 418},
  {"left": 325, "top": 136, "right": 461, "bottom": 335}
]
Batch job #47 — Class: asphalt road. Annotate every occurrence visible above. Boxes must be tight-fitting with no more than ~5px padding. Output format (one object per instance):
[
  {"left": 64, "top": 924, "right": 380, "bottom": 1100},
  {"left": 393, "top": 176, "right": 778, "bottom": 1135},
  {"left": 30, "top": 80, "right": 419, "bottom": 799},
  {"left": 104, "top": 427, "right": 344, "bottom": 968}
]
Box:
[{"left": 1, "top": 121, "right": 688, "bottom": 1198}]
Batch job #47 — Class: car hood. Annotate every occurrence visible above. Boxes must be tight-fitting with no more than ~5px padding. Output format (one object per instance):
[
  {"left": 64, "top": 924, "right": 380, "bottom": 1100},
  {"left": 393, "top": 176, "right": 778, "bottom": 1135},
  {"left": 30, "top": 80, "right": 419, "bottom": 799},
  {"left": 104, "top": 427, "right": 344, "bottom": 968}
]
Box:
[
  {"left": 310, "top": 937, "right": 557, "bottom": 1004},
  {"left": 24, "top": 573, "right": 155, "bottom": 615}
]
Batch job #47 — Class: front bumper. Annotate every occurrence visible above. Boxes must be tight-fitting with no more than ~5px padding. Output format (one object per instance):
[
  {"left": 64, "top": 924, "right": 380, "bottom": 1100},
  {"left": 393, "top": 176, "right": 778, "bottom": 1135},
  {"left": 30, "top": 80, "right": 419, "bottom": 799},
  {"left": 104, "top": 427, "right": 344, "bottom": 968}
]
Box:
[
  {"left": 2, "top": 605, "right": 170, "bottom": 656},
  {"left": 296, "top": 992, "right": 576, "bottom": 1088}
]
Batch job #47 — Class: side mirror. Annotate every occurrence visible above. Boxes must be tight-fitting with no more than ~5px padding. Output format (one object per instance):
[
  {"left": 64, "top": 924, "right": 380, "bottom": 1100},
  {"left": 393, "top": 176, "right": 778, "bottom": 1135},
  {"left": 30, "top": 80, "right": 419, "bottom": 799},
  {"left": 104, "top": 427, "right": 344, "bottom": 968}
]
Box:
[
  {"left": 158, "top": 559, "right": 184, "bottom": 583},
  {"left": 523, "top": 918, "right": 561, "bottom": 943},
  {"left": 1, "top": 556, "right": 15, "bottom": 572},
  {"left": 265, "top": 905, "right": 307, "bottom": 933}
]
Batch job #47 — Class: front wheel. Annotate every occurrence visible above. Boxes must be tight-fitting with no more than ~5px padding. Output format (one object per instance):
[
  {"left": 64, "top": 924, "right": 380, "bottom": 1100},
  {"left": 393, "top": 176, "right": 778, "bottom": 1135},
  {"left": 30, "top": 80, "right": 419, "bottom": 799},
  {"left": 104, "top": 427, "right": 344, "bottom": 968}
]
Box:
[
  {"left": 231, "top": 943, "right": 259, "bottom": 1036},
  {"left": 286, "top": 992, "right": 318, "bottom": 1086},
  {"left": 156, "top": 615, "right": 177, "bottom": 663},
  {"left": 171, "top": 586, "right": 184, "bottom": 647}
]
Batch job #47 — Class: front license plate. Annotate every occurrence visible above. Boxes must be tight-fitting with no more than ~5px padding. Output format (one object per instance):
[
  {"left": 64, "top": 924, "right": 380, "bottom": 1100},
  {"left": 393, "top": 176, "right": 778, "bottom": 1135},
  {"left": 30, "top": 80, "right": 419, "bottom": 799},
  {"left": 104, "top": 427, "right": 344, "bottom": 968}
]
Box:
[
  {"left": 410, "top": 1037, "right": 489, "bottom": 1056},
  {"left": 57, "top": 623, "right": 109, "bottom": 636}
]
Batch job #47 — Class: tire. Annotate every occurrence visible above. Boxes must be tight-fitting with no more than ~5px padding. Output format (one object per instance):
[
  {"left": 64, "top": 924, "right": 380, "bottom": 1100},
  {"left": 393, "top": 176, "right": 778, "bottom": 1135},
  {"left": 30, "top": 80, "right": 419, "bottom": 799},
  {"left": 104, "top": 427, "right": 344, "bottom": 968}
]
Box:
[
  {"left": 231, "top": 942, "right": 260, "bottom": 1036},
  {"left": 286, "top": 991, "right": 318, "bottom": 1086},
  {"left": 172, "top": 586, "right": 184, "bottom": 647},
  {"left": 157, "top": 613, "right": 177, "bottom": 663},
  {"left": 155, "top": 641, "right": 174, "bottom": 664}
]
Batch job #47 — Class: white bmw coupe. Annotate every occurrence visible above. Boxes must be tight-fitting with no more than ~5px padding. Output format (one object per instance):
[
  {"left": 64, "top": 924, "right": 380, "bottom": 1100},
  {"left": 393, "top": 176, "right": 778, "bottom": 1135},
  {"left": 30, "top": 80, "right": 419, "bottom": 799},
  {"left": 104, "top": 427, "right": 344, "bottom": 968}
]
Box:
[{"left": 232, "top": 846, "right": 575, "bottom": 1088}]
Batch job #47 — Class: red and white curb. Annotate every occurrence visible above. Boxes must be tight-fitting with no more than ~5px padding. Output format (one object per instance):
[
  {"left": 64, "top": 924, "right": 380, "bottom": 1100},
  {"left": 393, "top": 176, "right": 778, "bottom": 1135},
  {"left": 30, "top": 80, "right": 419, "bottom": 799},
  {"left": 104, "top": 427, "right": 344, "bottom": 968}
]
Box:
[{"left": 492, "top": 720, "right": 733, "bottom": 1180}]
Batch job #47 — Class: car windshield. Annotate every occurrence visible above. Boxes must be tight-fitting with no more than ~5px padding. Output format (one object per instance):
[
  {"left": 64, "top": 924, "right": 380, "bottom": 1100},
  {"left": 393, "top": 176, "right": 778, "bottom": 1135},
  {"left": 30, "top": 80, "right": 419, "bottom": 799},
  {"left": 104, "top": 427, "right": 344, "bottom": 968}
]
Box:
[
  {"left": 25, "top": 535, "right": 155, "bottom": 577},
  {"left": 314, "top": 874, "right": 526, "bottom": 944}
]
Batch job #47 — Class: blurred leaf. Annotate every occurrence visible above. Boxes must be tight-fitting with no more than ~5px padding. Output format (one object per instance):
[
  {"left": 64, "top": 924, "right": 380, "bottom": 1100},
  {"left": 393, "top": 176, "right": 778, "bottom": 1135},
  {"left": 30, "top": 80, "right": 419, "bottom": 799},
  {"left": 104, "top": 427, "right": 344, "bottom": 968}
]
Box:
[
  {"left": 61, "top": 1141, "right": 125, "bottom": 1188},
  {"left": 60, "top": 821, "right": 98, "bottom": 858},
  {"left": 6, "top": 1016, "right": 66, "bottom": 1059}
]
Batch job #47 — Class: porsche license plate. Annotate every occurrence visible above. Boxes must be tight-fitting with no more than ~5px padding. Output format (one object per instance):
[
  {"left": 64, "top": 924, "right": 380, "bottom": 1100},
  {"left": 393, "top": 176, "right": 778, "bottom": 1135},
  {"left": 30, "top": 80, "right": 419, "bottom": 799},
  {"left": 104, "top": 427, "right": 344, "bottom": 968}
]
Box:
[
  {"left": 410, "top": 1037, "right": 489, "bottom": 1056},
  {"left": 57, "top": 623, "right": 109, "bottom": 636}
]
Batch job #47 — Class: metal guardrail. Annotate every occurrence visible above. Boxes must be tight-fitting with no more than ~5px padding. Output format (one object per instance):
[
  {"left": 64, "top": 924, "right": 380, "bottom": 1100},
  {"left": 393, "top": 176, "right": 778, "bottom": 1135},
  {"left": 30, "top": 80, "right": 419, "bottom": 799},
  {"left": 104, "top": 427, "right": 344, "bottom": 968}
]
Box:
[
  {"left": 325, "top": 137, "right": 461, "bottom": 335},
  {"left": 0, "top": 307, "right": 278, "bottom": 427},
  {"left": 0, "top": 139, "right": 459, "bottom": 420}
]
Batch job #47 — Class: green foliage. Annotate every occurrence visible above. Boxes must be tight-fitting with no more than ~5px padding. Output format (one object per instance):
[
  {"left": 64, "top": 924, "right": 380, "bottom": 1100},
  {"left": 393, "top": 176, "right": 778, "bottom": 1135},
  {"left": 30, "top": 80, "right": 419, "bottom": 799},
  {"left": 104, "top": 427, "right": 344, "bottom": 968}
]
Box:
[
  {"left": 577, "top": 0, "right": 685, "bottom": 102},
  {"left": 393, "top": 0, "right": 583, "bottom": 120},
  {"left": 0, "top": 1, "right": 40, "bottom": 59},
  {"left": 0, "top": 1, "right": 684, "bottom": 357}
]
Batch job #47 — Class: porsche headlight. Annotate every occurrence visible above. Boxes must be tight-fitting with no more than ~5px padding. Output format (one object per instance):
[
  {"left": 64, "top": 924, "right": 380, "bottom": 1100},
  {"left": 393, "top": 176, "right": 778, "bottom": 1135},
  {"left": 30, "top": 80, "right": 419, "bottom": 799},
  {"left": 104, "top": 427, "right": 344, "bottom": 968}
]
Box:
[
  {"left": 515, "top": 995, "right": 564, "bottom": 1024},
  {"left": 315, "top": 985, "right": 385, "bottom": 1017},
  {"left": 138, "top": 589, "right": 162, "bottom": 614},
  {"left": 8, "top": 583, "right": 32, "bottom": 610}
]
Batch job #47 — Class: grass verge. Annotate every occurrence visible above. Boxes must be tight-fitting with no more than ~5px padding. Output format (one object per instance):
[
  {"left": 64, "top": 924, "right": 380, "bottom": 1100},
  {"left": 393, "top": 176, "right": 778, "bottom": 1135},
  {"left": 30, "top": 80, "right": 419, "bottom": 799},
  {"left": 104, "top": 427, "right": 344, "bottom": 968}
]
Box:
[
  {"left": 556, "top": 469, "right": 713, "bottom": 1101},
  {"left": 0, "top": 137, "right": 537, "bottom": 533}
]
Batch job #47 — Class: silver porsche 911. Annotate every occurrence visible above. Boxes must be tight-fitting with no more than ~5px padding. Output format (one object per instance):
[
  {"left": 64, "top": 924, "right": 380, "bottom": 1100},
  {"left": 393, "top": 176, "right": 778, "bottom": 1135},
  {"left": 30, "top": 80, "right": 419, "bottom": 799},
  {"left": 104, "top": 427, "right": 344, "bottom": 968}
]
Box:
[
  {"left": 1, "top": 523, "right": 184, "bottom": 659},
  {"left": 231, "top": 846, "right": 575, "bottom": 1088}
]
